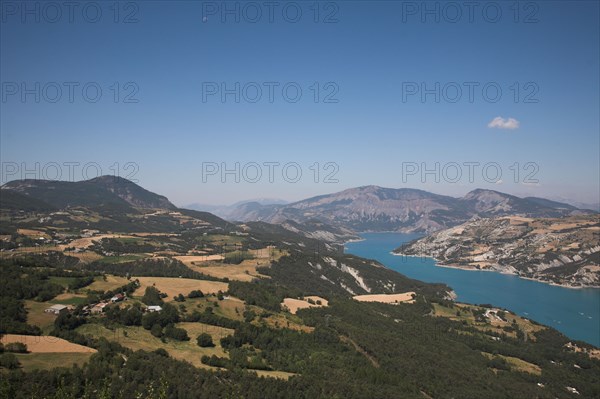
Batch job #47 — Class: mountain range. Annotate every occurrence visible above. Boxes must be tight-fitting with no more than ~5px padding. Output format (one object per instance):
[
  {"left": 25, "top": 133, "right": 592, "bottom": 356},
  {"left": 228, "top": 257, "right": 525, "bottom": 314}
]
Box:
[
  {"left": 2, "top": 179, "right": 594, "bottom": 240},
  {"left": 222, "top": 185, "right": 592, "bottom": 233},
  {"left": 185, "top": 198, "right": 289, "bottom": 220}
]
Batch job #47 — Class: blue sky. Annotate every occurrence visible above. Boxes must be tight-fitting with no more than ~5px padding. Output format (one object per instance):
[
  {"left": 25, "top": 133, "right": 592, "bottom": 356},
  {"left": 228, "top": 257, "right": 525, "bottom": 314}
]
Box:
[{"left": 1, "top": 1, "right": 599, "bottom": 206}]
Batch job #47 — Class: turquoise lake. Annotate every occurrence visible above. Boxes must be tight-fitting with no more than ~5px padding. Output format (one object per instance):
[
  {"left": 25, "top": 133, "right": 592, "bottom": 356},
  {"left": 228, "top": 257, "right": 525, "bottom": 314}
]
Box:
[{"left": 345, "top": 232, "right": 600, "bottom": 347}]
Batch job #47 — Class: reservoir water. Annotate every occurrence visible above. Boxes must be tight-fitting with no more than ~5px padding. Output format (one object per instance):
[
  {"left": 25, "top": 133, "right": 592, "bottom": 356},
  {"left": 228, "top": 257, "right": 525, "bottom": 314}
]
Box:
[{"left": 345, "top": 232, "right": 600, "bottom": 347}]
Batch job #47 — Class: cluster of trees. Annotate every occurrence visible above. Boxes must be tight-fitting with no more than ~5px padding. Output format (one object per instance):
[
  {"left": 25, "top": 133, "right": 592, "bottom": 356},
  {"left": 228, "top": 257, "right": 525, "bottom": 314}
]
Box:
[
  {"left": 67, "top": 275, "right": 95, "bottom": 291},
  {"left": 227, "top": 280, "right": 298, "bottom": 312},
  {"left": 91, "top": 238, "right": 156, "bottom": 254},
  {"left": 49, "top": 311, "right": 91, "bottom": 347},
  {"left": 141, "top": 286, "right": 165, "bottom": 306},
  {"left": 222, "top": 250, "right": 255, "bottom": 265},
  {"left": 0, "top": 353, "right": 20, "bottom": 370},
  {"left": 2, "top": 339, "right": 301, "bottom": 398},
  {"left": 0, "top": 255, "right": 105, "bottom": 333},
  {"left": 0, "top": 297, "right": 41, "bottom": 335},
  {"left": 184, "top": 307, "right": 241, "bottom": 330},
  {"left": 162, "top": 325, "right": 189, "bottom": 341},
  {"left": 196, "top": 333, "right": 214, "bottom": 347},
  {"left": 188, "top": 289, "right": 204, "bottom": 298},
  {"left": 173, "top": 293, "right": 186, "bottom": 302},
  {"left": 200, "top": 346, "right": 271, "bottom": 371},
  {"left": 134, "top": 302, "right": 191, "bottom": 341},
  {"left": 104, "top": 304, "right": 143, "bottom": 326},
  {"left": 0, "top": 260, "right": 62, "bottom": 334},
  {"left": 0, "top": 342, "right": 28, "bottom": 353},
  {"left": 1, "top": 253, "right": 79, "bottom": 270},
  {"left": 0, "top": 261, "right": 64, "bottom": 302}
]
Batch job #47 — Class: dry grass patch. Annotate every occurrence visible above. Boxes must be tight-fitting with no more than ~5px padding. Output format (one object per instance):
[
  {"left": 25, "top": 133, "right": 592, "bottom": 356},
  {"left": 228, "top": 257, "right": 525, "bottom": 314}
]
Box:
[
  {"left": 214, "top": 297, "right": 245, "bottom": 320},
  {"left": 77, "top": 324, "right": 229, "bottom": 369},
  {"left": 132, "top": 232, "right": 180, "bottom": 237},
  {"left": 282, "top": 296, "right": 328, "bottom": 314},
  {"left": 135, "top": 277, "right": 228, "bottom": 300},
  {"left": 17, "top": 229, "right": 51, "bottom": 239},
  {"left": 261, "top": 313, "right": 314, "bottom": 333},
  {"left": 87, "top": 275, "right": 129, "bottom": 292},
  {"left": 24, "top": 300, "right": 57, "bottom": 331},
  {"left": 178, "top": 322, "right": 234, "bottom": 344},
  {"left": 188, "top": 261, "right": 269, "bottom": 282},
  {"left": 185, "top": 247, "right": 284, "bottom": 282},
  {"left": 8, "top": 246, "right": 61, "bottom": 254},
  {"left": 565, "top": 342, "right": 600, "bottom": 360},
  {"left": 49, "top": 293, "right": 87, "bottom": 306},
  {"left": 16, "top": 352, "right": 94, "bottom": 371},
  {"left": 481, "top": 352, "right": 541, "bottom": 375},
  {"left": 65, "top": 250, "right": 103, "bottom": 263},
  {"left": 178, "top": 296, "right": 245, "bottom": 321},
  {"left": 433, "top": 303, "right": 545, "bottom": 341},
  {"left": 253, "top": 370, "right": 297, "bottom": 380},
  {"left": 59, "top": 234, "right": 137, "bottom": 250},
  {"left": 1, "top": 335, "right": 96, "bottom": 353},
  {"left": 506, "top": 216, "right": 534, "bottom": 225},
  {"left": 353, "top": 292, "right": 416, "bottom": 304},
  {"left": 175, "top": 255, "right": 225, "bottom": 266}
]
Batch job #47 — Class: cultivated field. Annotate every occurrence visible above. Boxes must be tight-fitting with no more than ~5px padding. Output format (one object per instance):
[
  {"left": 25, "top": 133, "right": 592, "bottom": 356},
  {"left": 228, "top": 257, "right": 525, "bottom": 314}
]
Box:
[
  {"left": 135, "top": 277, "right": 229, "bottom": 300},
  {"left": 282, "top": 296, "right": 328, "bottom": 314},
  {"left": 0, "top": 335, "right": 97, "bottom": 353},
  {"left": 185, "top": 247, "right": 284, "bottom": 282},
  {"left": 188, "top": 261, "right": 270, "bottom": 282},
  {"left": 86, "top": 275, "right": 130, "bottom": 292},
  {"left": 353, "top": 292, "right": 416, "bottom": 304}
]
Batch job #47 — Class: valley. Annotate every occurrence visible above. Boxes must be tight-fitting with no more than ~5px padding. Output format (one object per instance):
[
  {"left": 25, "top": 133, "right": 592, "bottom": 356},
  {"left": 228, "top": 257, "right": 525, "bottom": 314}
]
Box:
[{"left": 1, "top": 177, "right": 599, "bottom": 397}]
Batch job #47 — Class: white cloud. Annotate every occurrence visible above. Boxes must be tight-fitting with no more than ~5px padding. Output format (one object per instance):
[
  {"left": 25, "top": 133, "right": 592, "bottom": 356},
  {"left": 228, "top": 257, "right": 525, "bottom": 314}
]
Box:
[
  {"left": 495, "top": 179, "right": 503, "bottom": 185},
  {"left": 488, "top": 116, "right": 520, "bottom": 130}
]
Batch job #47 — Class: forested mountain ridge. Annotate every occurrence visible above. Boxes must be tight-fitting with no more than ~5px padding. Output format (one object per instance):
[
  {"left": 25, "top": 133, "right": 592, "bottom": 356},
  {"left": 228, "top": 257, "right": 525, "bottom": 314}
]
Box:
[{"left": 2, "top": 176, "right": 175, "bottom": 210}]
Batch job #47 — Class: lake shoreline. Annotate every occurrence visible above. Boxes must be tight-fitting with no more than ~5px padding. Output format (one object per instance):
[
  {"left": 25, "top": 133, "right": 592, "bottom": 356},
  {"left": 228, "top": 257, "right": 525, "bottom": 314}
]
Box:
[
  {"left": 345, "top": 232, "right": 600, "bottom": 347},
  {"left": 391, "top": 252, "right": 600, "bottom": 290}
]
